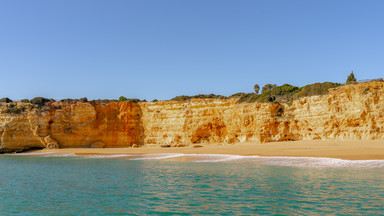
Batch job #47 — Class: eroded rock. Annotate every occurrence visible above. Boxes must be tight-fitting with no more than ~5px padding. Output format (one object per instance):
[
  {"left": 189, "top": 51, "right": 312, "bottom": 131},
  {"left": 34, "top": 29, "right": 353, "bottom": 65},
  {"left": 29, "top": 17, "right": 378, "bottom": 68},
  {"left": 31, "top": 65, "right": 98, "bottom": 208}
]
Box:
[
  {"left": 90, "top": 141, "right": 106, "bottom": 148},
  {"left": 0, "top": 81, "right": 383, "bottom": 152},
  {"left": 44, "top": 135, "right": 59, "bottom": 149}
]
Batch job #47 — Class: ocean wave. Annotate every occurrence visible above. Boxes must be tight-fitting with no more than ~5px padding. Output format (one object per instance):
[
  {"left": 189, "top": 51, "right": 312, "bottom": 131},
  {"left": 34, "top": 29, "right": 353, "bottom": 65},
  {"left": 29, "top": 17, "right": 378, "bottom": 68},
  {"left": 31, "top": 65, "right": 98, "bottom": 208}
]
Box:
[
  {"left": 192, "top": 155, "right": 384, "bottom": 168},
  {"left": 43, "top": 153, "right": 77, "bottom": 157},
  {"left": 7, "top": 152, "right": 384, "bottom": 168},
  {"left": 82, "top": 154, "right": 133, "bottom": 159},
  {"left": 118, "top": 153, "right": 384, "bottom": 168},
  {"left": 11, "top": 152, "right": 55, "bottom": 156},
  {"left": 124, "top": 153, "right": 384, "bottom": 168},
  {"left": 189, "top": 154, "right": 247, "bottom": 162},
  {"left": 129, "top": 153, "right": 186, "bottom": 160},
  {"left": 8, "top": 152, "right": 76, "bottom": 157}
]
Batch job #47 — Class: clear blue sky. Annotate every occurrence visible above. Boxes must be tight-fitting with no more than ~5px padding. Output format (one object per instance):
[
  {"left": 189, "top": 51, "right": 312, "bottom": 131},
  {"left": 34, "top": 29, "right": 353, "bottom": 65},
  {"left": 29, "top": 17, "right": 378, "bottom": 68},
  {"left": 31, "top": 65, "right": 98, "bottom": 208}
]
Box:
[{"left": 1, "top": 0, "right": 383, "bottom": 101}]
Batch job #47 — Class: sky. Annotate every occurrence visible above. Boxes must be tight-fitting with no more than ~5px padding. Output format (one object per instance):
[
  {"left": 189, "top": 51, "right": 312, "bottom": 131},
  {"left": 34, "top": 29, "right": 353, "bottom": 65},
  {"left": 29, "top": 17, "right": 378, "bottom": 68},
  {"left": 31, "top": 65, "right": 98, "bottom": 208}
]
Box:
[{"left": 1, "top": 0, "right": 384, "bottom": 101}]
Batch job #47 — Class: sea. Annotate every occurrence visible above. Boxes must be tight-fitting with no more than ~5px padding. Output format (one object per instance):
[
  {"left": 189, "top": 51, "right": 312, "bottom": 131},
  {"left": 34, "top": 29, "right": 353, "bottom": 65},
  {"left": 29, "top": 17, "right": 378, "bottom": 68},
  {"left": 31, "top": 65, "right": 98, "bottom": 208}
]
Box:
[{"left": 1, "top": 153, "right": 383, "bottom": 215}]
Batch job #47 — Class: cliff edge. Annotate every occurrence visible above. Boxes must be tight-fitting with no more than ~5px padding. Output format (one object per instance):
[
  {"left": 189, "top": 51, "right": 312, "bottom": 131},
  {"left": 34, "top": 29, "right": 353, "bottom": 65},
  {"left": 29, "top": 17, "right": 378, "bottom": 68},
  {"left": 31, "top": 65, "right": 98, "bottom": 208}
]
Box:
[{"left": 0, "top": 81, "right": 383, "bottom": 152}]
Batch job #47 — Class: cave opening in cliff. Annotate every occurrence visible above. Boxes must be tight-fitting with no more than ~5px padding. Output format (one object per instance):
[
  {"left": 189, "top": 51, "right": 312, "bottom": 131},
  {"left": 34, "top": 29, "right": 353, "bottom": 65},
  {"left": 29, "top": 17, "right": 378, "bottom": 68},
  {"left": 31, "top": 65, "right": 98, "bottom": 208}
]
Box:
[{"left": 18, "top": 146, "right": 45, "bottom": 153}]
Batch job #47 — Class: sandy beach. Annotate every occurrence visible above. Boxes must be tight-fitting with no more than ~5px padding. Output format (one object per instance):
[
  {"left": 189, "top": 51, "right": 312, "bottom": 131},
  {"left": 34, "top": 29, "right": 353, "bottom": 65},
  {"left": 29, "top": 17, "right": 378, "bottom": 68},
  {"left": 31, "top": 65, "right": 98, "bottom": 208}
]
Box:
[{"left": 30, "top": 140, "right": 384, "bottom": 160}]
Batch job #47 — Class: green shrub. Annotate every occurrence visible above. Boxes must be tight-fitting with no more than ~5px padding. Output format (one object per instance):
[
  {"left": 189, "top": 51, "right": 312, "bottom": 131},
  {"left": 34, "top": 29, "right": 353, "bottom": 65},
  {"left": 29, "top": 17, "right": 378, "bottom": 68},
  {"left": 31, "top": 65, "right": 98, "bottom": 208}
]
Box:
[
  {"left": 268, "top": 84, "right": 300, "bottom": 103},
  {"left": 271, "top": 84, "right": 300, "bottom": 96},
  {"left": 119, "top": 96, "right": 141, "bottom": 103},
  {"left": 126, "top": 98, "right": 141, "bottom": 103},
  {"left": 20, "top": 99, "right": 29, "bottom": 103},
  {"left": 60, "top": 98, "right": 75, "bottom": 103},
  {"left": 236, "top": 92, "right": 276, "bottom": 103},
  {"left": 294, "top": 82, "right": 341, "bottom": 99},
  {"left": 30, "top": 97, "right": 50, "bottom": 107},
  {"left": 3, "top": 104, "right": 25, "bottom": 114},
  {"left": 60, "top": 97, "right": 88, "bottom": 103},
  {"left": 172, "top": 94, "right": 227, "bottom": 101},
  {"left": 196, "top": 94, "right": 227, "bottom": 99},
  {"left": 0, "top": 97, "right": 12, "bottom": 103},
  {"left": 172, "top": 95, "right": 191, "bottom": 101},
  {"left": 90, "top": 99, "right": 118, "bottom": 104},
  {"left": 236, "top": 93, "right": 254, "bottom": 103},
  {"left": 237, "top": 84, "right": 299, "bottom": 104},
  {"left": 238, "top": 82, "right": 341, "bottom": 103},
  {"left": 152, "top": 99, "right": 158, "bottom": 102},
  {"left": 229, "top": 93, "right": 246, "bottom": 98}
]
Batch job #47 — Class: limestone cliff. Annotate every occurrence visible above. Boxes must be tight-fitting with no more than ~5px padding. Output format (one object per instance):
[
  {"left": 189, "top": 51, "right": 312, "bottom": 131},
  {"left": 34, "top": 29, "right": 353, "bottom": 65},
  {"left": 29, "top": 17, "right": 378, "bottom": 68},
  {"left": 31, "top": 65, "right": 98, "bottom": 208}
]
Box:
[
  {"left": 0, "top": 81, "right": 383, "bottom": 152},
  {"left": 0, "top": 102, "right": 143, "bottom": 152}
]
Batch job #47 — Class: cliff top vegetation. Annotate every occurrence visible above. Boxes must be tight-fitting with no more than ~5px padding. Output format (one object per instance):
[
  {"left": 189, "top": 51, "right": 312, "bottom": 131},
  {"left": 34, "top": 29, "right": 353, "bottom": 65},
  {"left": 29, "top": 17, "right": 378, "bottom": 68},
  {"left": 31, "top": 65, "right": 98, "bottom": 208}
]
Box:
[
  {"left": 1, "top": 73, "right": 383, "bottom": 106},
  {"left": 171, "top": 94, "right": 228, "bottom": 101},
  {"left": 170, "top": 82, "right": 345, "bottom": 104}
]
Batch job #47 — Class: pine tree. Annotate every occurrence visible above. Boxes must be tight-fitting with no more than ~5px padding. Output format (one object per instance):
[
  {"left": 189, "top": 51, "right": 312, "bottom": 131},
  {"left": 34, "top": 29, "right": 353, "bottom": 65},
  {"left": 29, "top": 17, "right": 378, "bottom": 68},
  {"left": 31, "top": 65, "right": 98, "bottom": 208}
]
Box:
[{"left": 346, "top": 71, "right": 357, "bottom": 84}]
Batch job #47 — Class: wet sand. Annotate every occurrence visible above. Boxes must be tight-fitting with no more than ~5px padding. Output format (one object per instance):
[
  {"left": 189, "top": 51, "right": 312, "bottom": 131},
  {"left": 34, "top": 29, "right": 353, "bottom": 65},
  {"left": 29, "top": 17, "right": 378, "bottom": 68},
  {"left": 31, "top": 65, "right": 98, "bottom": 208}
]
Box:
[{"left": 29, "top": 140, "right": 384, "bottom": 160}]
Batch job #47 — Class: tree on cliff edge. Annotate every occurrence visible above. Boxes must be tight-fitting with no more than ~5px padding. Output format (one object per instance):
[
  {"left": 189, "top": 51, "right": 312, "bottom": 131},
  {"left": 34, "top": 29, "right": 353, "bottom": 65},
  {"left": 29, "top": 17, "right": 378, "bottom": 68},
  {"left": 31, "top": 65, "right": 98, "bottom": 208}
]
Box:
[
  {"left": 254, "top": 84, "right": 260, "bottom": 94},
  {"left": 262, "top": 84, "right": 277, "bottom": 94},
  {"left": 119, "top": 96, "right": 128, "bottom": 101},
  {"left": 346, "top": 71, "right": 357, "bottom": 84}
]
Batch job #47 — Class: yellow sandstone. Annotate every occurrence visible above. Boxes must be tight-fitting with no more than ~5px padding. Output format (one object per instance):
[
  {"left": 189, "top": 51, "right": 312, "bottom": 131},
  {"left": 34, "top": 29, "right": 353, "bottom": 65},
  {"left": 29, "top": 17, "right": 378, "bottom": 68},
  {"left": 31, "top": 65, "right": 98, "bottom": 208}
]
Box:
[{"left": 0, "top": 81, "right": 383, "bottom": 152}]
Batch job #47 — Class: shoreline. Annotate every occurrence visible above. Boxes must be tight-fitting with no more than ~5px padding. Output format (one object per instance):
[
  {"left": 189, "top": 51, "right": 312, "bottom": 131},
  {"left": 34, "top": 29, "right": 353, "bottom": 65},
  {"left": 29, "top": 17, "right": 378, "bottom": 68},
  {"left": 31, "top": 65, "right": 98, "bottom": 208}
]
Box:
[{"left": 28, "top": 140, "right": 384, "bottom": 160}]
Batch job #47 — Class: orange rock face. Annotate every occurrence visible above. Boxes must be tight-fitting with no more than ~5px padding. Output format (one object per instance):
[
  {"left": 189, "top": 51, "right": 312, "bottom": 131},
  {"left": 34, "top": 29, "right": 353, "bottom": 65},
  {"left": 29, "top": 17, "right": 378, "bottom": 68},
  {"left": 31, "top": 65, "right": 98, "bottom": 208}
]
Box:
[
  {"left": 0, "top": 102, "right": 143, "bottom": 152},
  {"left": 140, "top": 99, "right": 284, "bottom": 144},
  {"left": 0, "top": 81, "right": 383, "bottom": 152}
]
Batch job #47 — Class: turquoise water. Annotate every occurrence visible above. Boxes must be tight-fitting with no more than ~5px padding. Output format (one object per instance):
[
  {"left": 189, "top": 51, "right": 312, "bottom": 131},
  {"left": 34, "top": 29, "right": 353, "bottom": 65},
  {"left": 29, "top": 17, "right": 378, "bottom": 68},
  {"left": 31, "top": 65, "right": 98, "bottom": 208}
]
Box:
[{"left": 0, "top": 154, "right": 384, "bottom": 215}]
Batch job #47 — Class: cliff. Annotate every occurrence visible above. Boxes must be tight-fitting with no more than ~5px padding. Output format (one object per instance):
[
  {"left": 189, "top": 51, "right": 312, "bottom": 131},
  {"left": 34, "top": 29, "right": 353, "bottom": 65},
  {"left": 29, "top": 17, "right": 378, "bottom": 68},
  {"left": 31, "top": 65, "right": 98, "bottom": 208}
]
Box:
[
  {"left": 0, "top": 102, "right": 143, "bottom": 152},
  {"left": 0, "top": 81, "right": 383, "bottom": 152}
]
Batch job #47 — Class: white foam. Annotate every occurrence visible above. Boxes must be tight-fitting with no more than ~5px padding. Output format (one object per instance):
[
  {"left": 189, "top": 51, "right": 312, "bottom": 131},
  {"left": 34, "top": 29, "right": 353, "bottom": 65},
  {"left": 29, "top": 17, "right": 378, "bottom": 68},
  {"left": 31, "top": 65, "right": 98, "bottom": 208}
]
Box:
[
  {"left": 82, "top": 154, "right": 132, "bottom": 159},
  {"left": 190, "top": 154, "right": 247, "bottom": 162},
  {"left": 8, "top": 151, "right": 384, "bottom": 168},
  {"left": 130, "top": 153, "right": 186, "bottom": 160},
  {"left": 8, "top": 152, "right": 76, "bottom": 157},
  {"left": 43, "top": 153, "right": 77, "bottom": 157},
  {"left": 10, "top": 152, "right": 55, "bottom": 156},
  {"left": 189, "top": 154, "right": 384, "bottom": 168},
  {"left": 259, "top": 156, "right": 384, "bottom": 168},
  {"left": 49, "top": 152, "right": 384, "bottom": 168}
]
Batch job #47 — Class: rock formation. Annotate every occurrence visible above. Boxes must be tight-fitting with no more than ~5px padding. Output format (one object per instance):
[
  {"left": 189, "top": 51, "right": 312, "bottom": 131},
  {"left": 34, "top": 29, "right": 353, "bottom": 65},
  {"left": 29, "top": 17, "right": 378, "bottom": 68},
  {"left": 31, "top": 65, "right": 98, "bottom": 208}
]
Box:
[
  {"left": 0, "top": 81, "right": 383, "bottom": 152},
  {"left": 0, "top": 102, "right": 143, "bottom": 152}
]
